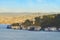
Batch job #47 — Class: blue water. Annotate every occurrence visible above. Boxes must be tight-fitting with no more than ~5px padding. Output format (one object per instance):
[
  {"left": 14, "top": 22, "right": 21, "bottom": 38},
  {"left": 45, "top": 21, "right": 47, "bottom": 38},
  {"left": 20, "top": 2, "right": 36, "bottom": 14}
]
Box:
[{"left": 0, "top": 24, "right": 60, "bottom": 40}]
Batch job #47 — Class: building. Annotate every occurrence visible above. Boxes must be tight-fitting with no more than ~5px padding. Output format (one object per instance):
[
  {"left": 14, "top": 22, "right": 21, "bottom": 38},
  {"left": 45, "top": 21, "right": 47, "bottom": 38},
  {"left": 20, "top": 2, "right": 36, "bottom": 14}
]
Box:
[
  {"left": 11, "top": 26, "right": 20, "bottom": 30},
  {"left": 44, "top": 27, "right": 57, "bottom": 31},
  {"left": 7, "top": 23, "right": 22, "bottom": 30},
  {"left": 27, "top": 26, "right": 41, "bottom": 31},
  {"left": 49, "top": 27, "right": 57, "bottom": 31}
]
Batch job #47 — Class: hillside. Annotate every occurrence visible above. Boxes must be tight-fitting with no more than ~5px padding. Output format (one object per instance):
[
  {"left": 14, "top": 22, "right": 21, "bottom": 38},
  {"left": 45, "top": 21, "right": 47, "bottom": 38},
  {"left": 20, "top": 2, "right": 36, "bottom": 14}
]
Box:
[{"left": 0, "top": 13, "right": 57, "bottom": 24}]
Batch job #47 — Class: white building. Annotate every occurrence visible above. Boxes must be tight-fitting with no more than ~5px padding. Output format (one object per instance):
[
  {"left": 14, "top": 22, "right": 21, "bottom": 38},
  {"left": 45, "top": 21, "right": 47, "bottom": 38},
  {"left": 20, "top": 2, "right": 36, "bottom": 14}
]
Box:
[
  {"left": 44, "top": 27, "right": 57, "bottom": 31},
  {"left": 27, "top": 26, "right": 41, "bottom": 31},
  {"left": 49, "top": 27, "right": 57, "bottom": 31}
]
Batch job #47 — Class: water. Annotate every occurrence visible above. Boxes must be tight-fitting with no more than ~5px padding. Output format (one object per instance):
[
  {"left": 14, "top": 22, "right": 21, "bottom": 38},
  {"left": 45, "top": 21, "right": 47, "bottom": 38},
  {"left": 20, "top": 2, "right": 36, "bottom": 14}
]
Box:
[{"left": 0, "top": 24, "right": 60, "bottom": 40}]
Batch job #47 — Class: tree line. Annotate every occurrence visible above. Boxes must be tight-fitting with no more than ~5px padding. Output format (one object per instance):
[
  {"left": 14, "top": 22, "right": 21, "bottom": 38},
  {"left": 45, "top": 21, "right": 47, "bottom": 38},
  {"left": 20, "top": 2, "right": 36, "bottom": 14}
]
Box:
[
  {"left": 10, "top": 14, "right": 60, "bottom": 30},
  {"left": 21, "top": 14, "right": 60, "bottom": 29}
]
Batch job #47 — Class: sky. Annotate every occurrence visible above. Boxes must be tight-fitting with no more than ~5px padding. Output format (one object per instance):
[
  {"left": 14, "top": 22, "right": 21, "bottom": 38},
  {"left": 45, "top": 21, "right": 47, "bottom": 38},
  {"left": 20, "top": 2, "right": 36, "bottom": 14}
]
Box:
[{"left": 0, "top": 0, "right": 60, "bottom": 13}]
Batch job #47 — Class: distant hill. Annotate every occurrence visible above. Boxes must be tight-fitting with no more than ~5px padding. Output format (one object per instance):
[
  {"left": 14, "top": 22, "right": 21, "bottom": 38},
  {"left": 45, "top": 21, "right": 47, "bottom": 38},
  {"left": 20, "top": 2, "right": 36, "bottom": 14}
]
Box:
[
  {"left": 0, "top": 12, "right": 56, "bottom": 16},
  {"left": 0, "top": 12, "right": 59, "bottom": 24}
]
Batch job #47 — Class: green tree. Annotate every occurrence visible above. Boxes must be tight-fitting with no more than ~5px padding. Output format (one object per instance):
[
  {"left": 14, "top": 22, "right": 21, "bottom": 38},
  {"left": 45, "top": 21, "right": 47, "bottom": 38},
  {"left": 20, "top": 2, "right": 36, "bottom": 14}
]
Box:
[
  {"left": 11, "top": 23, "right": 20, "bottom": 26},
  {"left": 34, "top": 16, "right": 42, "bottom": 26},
  {"left": 41, "top": 15, "right": 55, "bottom": 30},
  {"left": 22, "top": 19, "right": 33, "bottom": 27},
  {"left": 55, "top": 14, "right": 60, "bottom": 27}
]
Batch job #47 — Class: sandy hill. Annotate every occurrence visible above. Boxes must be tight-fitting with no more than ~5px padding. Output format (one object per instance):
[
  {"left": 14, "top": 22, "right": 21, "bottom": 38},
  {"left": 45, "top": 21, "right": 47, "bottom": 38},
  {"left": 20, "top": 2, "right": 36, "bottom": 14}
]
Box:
[{"left": 0, "top": 13, "right": 56, "bottom": 24}]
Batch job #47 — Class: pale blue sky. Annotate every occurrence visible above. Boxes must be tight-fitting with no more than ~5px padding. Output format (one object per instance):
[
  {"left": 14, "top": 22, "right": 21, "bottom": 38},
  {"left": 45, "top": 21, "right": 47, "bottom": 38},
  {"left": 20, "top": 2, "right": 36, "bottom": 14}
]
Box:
[{"left": 0, "top": 0, "right": 60, "bottom": 12}]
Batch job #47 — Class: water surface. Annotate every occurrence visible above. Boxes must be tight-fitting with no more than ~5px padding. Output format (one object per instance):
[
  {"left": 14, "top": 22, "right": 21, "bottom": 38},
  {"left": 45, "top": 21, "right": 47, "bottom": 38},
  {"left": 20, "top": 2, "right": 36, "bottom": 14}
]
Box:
[{"left": 0, "top": 24, "right": 60, "bottom": 40}]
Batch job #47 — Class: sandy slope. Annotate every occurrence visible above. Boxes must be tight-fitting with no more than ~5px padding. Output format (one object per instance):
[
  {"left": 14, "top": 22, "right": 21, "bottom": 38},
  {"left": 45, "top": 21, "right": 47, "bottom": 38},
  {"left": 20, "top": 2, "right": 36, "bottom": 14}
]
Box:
[{"left": 0, "top": 13, "right": 54, "bottom": 24}]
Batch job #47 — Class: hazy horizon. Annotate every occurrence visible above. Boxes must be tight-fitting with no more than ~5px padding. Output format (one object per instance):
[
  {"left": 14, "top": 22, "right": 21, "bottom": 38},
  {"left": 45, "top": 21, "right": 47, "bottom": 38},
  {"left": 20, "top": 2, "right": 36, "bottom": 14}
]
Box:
[{"left": 0, "top": 12, "right": 59, "bottom": 16}]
